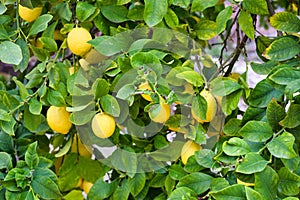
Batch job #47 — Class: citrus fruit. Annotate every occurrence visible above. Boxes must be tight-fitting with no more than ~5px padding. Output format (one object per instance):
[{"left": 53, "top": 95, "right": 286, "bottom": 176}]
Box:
[
  {"left": 18, "top": 5, "right": 43, "bottom": 22},
  {"left": 237, "top": 178, "right": 255, "bottom": 187},
  {"left": 228, "top": 72, "right": 240, "bottom": 82},
  {"left": 46, "top": 106, "right": 72, "bottom": 134},
  {"left": 69, "top": 67, "right": 75, "bottom": 75},
  {"left": 91, "top": 113, "right": 116, "bottom": 138},
  {"left": 192, "top": 89, "right": 217, "bottom": 123},
  {"left": 76, "top": 177, "right": 83, "bottom": 188},
  {"left": 71, "top": 135, "right": 92, "bottom": 157},
  {"left": 139, "top": 82, "right": 153, "bottom": 101},
  {"left": 181, "top": 140, "right": 201, "bottom": 165},
  {"left": 81, "top": 180, "right": 93, "bottom": 194},
  {"left": 149, "top": 103, "right": 171, "bottom": 123},
  {"left": 67, "top": 27, "right": 92, "bottom": 56}
]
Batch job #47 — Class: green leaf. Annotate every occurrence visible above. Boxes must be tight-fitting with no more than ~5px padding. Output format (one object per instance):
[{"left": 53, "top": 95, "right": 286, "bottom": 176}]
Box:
[
  {"left": 210, "top": 77, "right": 242, "bottom": 96},
  {"left": 129, "top": 173, "right": 146, "bottom": 197},
  {"left": 216, "top": 6, "right": 233, "bottom": 34},
  {"left": 269, "top": 68, "right": 300, "bottom": 85},
  {"left": 92, "top": 78, "right": 110, "bottom": 99},
  {"left": 238, "top": 10, "right": 254, "bottom": 39},
  {"left": 266, "top": 99, "right": 286, "bottom": 131},
  {"left": 238, "top": 121, "right": 273, "bottom": 142},
  {"left": 78, "top": 156, "right": 104, "bottom": 183},
  {"left": 236, "top": 153, "right": 268, "bottom": 174},
  {"left": 52, "top": 2, "right": 72, "bottom": 21},
  {"left": 12, "top": 77, "right": 29, "bottom": 100},
  {"left": 112, "top": 179, "right": 131, "bottom": 200},
  {"left": 223, "top": 137, "right": 251, "bottom": 156},
  {"left": 47, "top": 89, "right": 66, "bottom": 107},
  {"left": 254, "top": 166, "right": 279, "bottom": 200},
  {"left": 0, "top": 109, "right": 10, "bottom": 122},
  {"left": 20, "top": 0, "right": 43, "bottom": 8},
  {"left": 177, "top": 172, "right": 213, "bottom": 194},
  {"left": 144, "top": 0, "right": 168, "bottom": 27},
  {"left": 195, "top": 19, "right": 217, "bottom": 40},
  {"left": 210, "top": 178, "right": 230, "bottom": 192},
  {"left": 88, "top": 178, "right": 118, "bottom": 200},
  {"left": 0, "top": 41, "right": 22, "bottom": 65},
  {"left": 222, "top": 90, "right": 243, "bottom": 116},
  {"left": 63, "top": 190, "right": 84, "bottom": 200},
  {"left": 169, "top": 164, "right": 187, "bottom": 180},
  {"left": 264, "top": 37, "right": 300, "bottom": 61},
  {"left": 76, "top": 2, "right": 96, "bottom": 22},
  {"left": 0, "top": 131, "right": 14, "bottom": 152},
  {"left": 242, "top": 0, "right": 269, "bottom": 15},
  {"left": 176, "top": 71, "right": 204, "bottom": 87},
  {"left": 280, "top": 104, "right": 300, "bottom": 128},
  {"left": 100, "top": 94, "right": 120, "bottom": 117},
  {"left": 131, "top": 52, "right": 162, "bottom": 77},
  {"left": 23, "top": 105, "right": 42, "bottom": 132},
  {"left": 31, "top": 176, "right": 62, "bottom": 199},
  {"left": 248, "top": 80, "right": 283, "bottom": 108},
  {"left": 250, "top": 61, "right": 277, "bottom": 75},
  {"left": 29, "top": 97, "right": 43, "bottom": 115},
  {"left": 165, "top": 8, "right": 179, "bottom": 28},
  {"left": 25, "top": 142, "right": 39, "bottom": 169},
  {"left": 267, "top": 132, "right": 297, "bottom": 159},
  {"left": 245, "top": 187, "right": 263, "bottom": 200},
  {"left": 16, "top": 38, "right": 30, "bottom": 72},
  {"left": 101, "top": 5, "right": 128, "bottom": 23},
  {"left": 285, "top": 79, "right": 300, "bottom": 99},
  {"left": 278, "top": 167, "right": 300, "bottom": 196},
  {"left": 54, "top": 138, "right": 72, "bottom": 158},
  {"left": 39, "top": 37, "right": 57, "bottom": 52},
  {"left": 70, "top": 110, "right": 96, "bottom": 126},
  {"left": 191, "top": 94, "right": 207, "bottom": 121},
  {"left": 28, "top": 14, "right": 53, "bottom": 36},
  {"left": 195, "top": 149, "right": 214, "bottom": 168},
  {"left": 191, "top": 0, "right": 218, "bottom": 12},
  {"left": 223, "top": 118, "right": 241, "bottom": 136},
  {"left": 116, "top": 84, "right": 136, "bottom": 100},
  {"left": 270, "top": 12, "right": 300, "bottom": 33},
  {"left": 168, "top": 187, "right": 198, "bottom": 200},
  {"left": 210, "top": 184, "right": 246, "bottom": 200},
  {"left": 0, "top": 152, "right": 12, "bottom": 170}
]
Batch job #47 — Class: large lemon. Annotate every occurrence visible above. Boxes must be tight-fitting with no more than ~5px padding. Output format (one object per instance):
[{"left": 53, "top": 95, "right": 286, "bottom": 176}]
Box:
[
  {"left": 19, "top": 5, "right": 43, "bottom": 22},
  {"left": 71, "top": 135, "right": 92, "bottom": 157},
  {"left": 81, "top": 180, "right": 93, "bottom": 194},
  {"left": 67, "top": 27, "right": 92, "bottom": 56},
  {"left": 181, "top": 140, "right": 201, "bottom": 165},
  {"left": 192, "top": 90, "right": 217, "bottom": 123},
  {"left": 46, "top": 106, "right": 72, "bottom": 134},
  {"left": 138, "top": 82, "right": 153, "bottom": 101},
  {"left": 149, "top": 103, "right": 171, "bottom": 123},
  {"left": 91, "top": 113, "right": 116, "bottom": 138}
]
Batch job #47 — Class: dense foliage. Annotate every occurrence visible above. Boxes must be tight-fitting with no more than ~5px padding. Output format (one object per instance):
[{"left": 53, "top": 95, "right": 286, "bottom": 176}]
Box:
[{"left": 0, "top": 0, "right": 300, "bottom": 199}]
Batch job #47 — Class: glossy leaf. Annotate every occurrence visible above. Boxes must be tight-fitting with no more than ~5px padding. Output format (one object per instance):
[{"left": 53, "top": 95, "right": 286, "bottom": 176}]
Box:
[
  {"left": 269, "top": 68, "right": 300, "bottom": 85},
  {"left": 242, "top": 0, "right": 269, "bottom": 15},
  {"left": 168, "top": 187, "right": 198, "bottom": 200},
  {"left": 238, "top": 10, "right": 254, "bottom": 39},
  {"left": 0, "top": 41, "right": 22, "bottom": 65},
  {"left": 28, "top": 14, "right": 53, "bottom": 36},
  {"left": 144, "top": 0, "right": 168, "bottom": 27},
  {"left": 176, "top": 71, "right": 204, "bottom": 87},
  {"left": 216, "top": 6, "right": 233, "bottom": 34},
  {"left": 278, "top": 167, "right": 300, "bottom": 196},
  {"left": 210, "top": 184, "right": 246, "bottom": 200},
  {"left": 223, "top": 137, "right": 251, "bottom": 156},
  {"left": 280, "top": 104, "right": 300, "bottom": 128},
  {"left": 177, "top": 172, "right": 213, "bottom": 194},
  {"left": 238, "top": 121, "right": 273, "bottom": 142},
  {"left": 76, "top": 2, "right": 96, "bottom": 22},
  {"left": 191, "top": 0, "right": 218, "bottom": 12},
  {"left": 236, "top": 153, "right": 268, "bottom": 174},
  {"left": 195, "top": 20, "right": 217, "bottom": 40},
  {"left": 270, "top": 12, "right": 300, "bottom": 33},
  {"left": 267, "top": 132, "right": 297, "bottom": 159},
  {"left": 88, "top": 179, "right": 118, "bottom": 200}
]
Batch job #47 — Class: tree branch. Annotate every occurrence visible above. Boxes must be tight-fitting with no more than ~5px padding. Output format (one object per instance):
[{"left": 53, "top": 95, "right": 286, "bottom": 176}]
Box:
[{"left": 266, "top": 0, "right": 282, "bottom": 36}]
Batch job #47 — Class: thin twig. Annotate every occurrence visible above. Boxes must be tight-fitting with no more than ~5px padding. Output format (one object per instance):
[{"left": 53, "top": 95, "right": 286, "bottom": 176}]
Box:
[{"left": 266, "top": 0, "right": 282, "bottom": 36}]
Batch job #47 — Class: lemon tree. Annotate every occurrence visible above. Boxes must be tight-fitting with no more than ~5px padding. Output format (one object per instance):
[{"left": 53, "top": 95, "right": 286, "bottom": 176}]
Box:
[{"left": 0, "top": 0, "right": 300, "bottom": 199}]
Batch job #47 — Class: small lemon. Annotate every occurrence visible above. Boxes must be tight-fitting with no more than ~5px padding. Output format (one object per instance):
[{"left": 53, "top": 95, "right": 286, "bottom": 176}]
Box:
[
  {"left": 181, "top": 140, "right": 201, "bottom": 165},
  {"left": 81, "top": 180, "right": 93, "bottom": 194},
  {"left": 69, "top": 67, "right": 75, "bottom": 75},
  {"left": 71, "top": 135, "right": 92, "bottom": 157},
  {"left": 192, "top": 90, "right": 217, "bottom": 123},
  {"left": 19, "top": 4, "right": 43, "bottom": 22},
  {"left": 138, "top": 82, "right": 153, "bottom": 101},
  {"left": 76, "top": 177, "right": 83, "bottom": 188},
  {"left": 149, "top": 103, "right": 171, "bottom": 123},
  {"left": 46, "top": 106, "right": 72, "bottom": 134},
  {"left": 237, "top": 178, "right": 255, "bottom": 187},
  {"left": 67, "top": 27, "right": 92, "bottom": 56},
  {"left": 91, "top": 113, "right": 116, "bottom": 138}
]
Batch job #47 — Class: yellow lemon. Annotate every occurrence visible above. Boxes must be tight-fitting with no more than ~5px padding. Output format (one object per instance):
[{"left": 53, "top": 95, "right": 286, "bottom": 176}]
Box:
[
  {"left": 69, "top": 67, "right": 75, "bottom": 75},
  {"left": 138, "top": 82, "right": 153, "bottom": 101},
  {"left": 91, "top": 113, "right": 116, "bottom": 138},
  {"left": 149, "top": 103, "right": 171, "bottom": 123},
  {"left": 81, "top": 180, "right": 93, "bottom": 194},
  {"left": 67, "top": 27, "right": 92, "bottom": 56},
  {"left": 47, "top": 106, "right": 72, "bottom": 134},
  {"left": 35, "top": 38, "right": 43, "bottom": 48},
  {"left": 192, "top": 90, "right": 217, "bottom": 123},
  {"left": 181, "top": 140, "right": 201, "bottom": 165},
  {"left": 18, "top": 5, "right": 43, "bottom": 22},
  {"left": 76, "top": 177, "right": 83, "bottom": 188},
  {"left": 71, "top": 135, "right": 92, "bottom": 157},
  {"left": 228, "top": 72, "right": 240, "bottom": 82},
  {"left": 237, "top": 178, "right": 255, "bottom": 187}
]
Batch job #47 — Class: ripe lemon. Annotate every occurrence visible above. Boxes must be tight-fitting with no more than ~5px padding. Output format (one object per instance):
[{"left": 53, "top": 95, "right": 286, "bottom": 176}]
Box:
[
  {"left": 18, "top": 5, "right": 43, "bottom": 22},
  {"left": 91, "top": 113, "right": 116, "bottom": 138},
  {"left": 67, "top": 27, "right": 92, "bottom": 56},
  {"left": 138, "top": 82, "right": 153, "bottom": 101},
  {"left": 69, "top": 67, "right": 75, "bottom": 75},
  {"left": 81, "top": 180, "right": 93, "bottom": 194},
  {"left": 46, "top": 106, "right": 72, "bottom": 134},
  {"left": 237, "top": 178, "right": 255, "bottom": 187},
  {"left": 181, "top": 140, "right": 201, "bottom": 165},
  {"left": 71, "top": 135, "right": 92, "bottom": 157},
  {"left": 192, "top": 90, "right": 217, "bottom": 123},
  {"left": 149, "top": 103, "right": 171, "bottom": 123}
]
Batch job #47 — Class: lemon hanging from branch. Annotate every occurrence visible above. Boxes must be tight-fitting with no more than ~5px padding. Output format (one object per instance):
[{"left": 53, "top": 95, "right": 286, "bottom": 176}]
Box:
[
  {"left": 67, "top": 27, "right": 92, "bottom": 56},
  {"left": 46, "top": 106, "right": 72, "bottom": 134},
  {"left": 91, "top": 112, "right": 116, "bottom": 139},
  {"left": 18, "top": 4, "right": 43, "bottom": 22}
]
